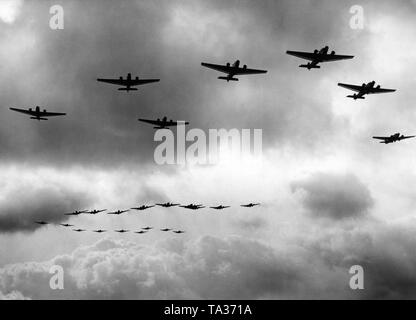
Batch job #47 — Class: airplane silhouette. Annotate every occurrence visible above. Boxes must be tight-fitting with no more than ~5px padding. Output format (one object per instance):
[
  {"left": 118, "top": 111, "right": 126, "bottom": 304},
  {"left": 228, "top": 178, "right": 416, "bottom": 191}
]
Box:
[
  {"left": 338, "top": 81, "right": 396, "bottom": 100},
  {"left": 180, "top": 204, "right": 205, "bottom": 210},
  {"left": 156, "top": 202, "right": 180, "bottom": 208},
  {"left": 64, "top": 210, "right": 87, "bottom": 216},
  {"left": 35, "top": 221, "right": 49, "bottom": 225},
  {"left": 86, "top": 209, "right": 107, "bottom": 214},
  {"left": 114, "top": 229, "right": 129, "bottom": 233},
  {"left": 59, "top": 223, "right": 74, "bottom": 227},
  {"left": 131, "top": 205, "right": 155, "bottom": 211},
  {"left": 139, "top": 117, "right": 189, "bottom": 129},
  {"left": 160, "top": 228, "right": 172, "bottom": 232},
  {"left": 134, "top": 230, "right": 148, "bottom": 234},
  {"left": 286, "top": 46, "right": 354, "bottom": 70},
  {"left": 92, "top": 229, "right": 107, "bottom": 233},
  {"left": 201, "top": 60, "right": 267, "bottom": 81},
  {"left": 241, "top": 203, "right": 260, "bottom": 208},
  {"left": 142, "top": 227, "right": 153, "bottom": 230},
  {"left": 210, "top": 205, "right": 230, "bottom": 210},
  {"left": 97, "top": 73, "right": 160, "bottom": 92},
  {"left": 10, "top": 106, "right": 66, "bottom": 121},
  {"left": 73, "top": 229, "right": 86, "bottom": 232},
  {"left": 172, "top": 230, "right": 185, "bottom": 234},
  {"left": 373, "top": 133, "right": 416, "bottom": 144},
  {"left": 107, "top": 209, "right": 129, "bottom": 215}
]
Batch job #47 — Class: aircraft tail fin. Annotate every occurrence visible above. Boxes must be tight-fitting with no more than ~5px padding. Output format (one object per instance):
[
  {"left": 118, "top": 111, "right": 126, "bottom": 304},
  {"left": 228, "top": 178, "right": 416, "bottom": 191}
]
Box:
[
  {"left": 218, "top": 76, "right": 238, "bottom": 81},
  {"left": 30, "top": 117, "right": 48, "bottom": 121},
  {"left": 299, "top": 64, "right": 320, "bottom": 69},
  {"left": 118, "top": 87, "right": 138, "bottom": 91}
]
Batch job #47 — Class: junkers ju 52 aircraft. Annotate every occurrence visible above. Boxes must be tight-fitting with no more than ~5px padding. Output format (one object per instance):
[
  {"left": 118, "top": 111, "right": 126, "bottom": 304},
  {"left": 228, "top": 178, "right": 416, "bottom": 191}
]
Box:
[
  {"left": 97, "top": 73, "right": 160, "bottom": 92},
  {"left": 139, "top": 116, "right": 189, "bottom": 129},
  {"left": 373, "top": 133, "right": 415, "bottom": 144},
  {"left": 286, "top": 46, "right": 354, "bottom": 70},
  {"left": 338, "top": 81, "right": 396, "bottom": 100},
  {"left": 10, "top": 106, "right": 66, "bottom": 120},
  {"left": 201, "top": 60, "right": 267, "bottom": 81}
]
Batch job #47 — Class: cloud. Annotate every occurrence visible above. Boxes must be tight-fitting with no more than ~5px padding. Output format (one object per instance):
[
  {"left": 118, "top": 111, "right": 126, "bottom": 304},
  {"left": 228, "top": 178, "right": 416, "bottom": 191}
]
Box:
[
  {"left": 2, "top": 219, "right": 416, "bottom": 299},
  {"left": 292, "top": 173, "right": 374, "bottom": 220},
  {"left": 0, "top": 0, "right": 23, "bottom": 24}
]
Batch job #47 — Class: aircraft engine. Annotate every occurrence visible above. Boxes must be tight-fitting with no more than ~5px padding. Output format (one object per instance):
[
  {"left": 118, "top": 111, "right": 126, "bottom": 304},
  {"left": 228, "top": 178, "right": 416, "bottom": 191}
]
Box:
[
  {"left": 331, "top": 51, "right": 335, "bottom": 55},
  {"left": 226, "top": 62, "right": 230, "bottom": 67},
  {"left": 377, "top": 85, "right": 380, "bottom": 89},
  {"left": 136, "top": 77, "right": 139, "bottom": 80},
  {"left": 243, "top": 65, "right": 247, "bottom": 69},
  {"left": 314, "top": 49, "right": 318, "bottom": 54},
  {"left": 362, "top": 83, "right": 366, "bottom": 87},
  {"left": 120, "top": 76, "right": 123, "bottom": 80},
  {"left": 157, "top": 118, "right": 160, "bottom": 121}
]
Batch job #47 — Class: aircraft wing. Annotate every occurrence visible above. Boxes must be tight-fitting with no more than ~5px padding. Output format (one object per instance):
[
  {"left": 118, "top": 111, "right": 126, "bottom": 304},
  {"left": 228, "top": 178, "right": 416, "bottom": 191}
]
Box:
[
  {"left": 320, "top": 54, "right": 354, "bottom": 62},
  {"left": 97, "top": 78, "right": 126, "bottom": 85},
  {"left": 234, "top": 67, "right": 267, "bottom": 75},
  {"left": 368, "top": 87, "right": 396, "bottom": 94},
  {"left": 286, "top": 51, "right": 318, "bottom": 61},
  {"left": 201, "top": 62, "right": 232, "bottom": 74},
  {"left": 10, "top": 108, "right": 36, "bottom": 116},
  {"left": 337, "top": 83, "right": 364, "bottom": 92},
  {"left": 138, "top": 118, "right": 160, "bottom": 126},
  {"left": 372, "top": 136, "right": 389, "bottom": 140},
  {"left": 129, "top": 79, "right": 160, "bottom": 86},
  {"left": 401, "top": 135, "right": 416, "bottom": 140},
  {"left": 42, "top": 111, "right": 66, "bottom": 117}
]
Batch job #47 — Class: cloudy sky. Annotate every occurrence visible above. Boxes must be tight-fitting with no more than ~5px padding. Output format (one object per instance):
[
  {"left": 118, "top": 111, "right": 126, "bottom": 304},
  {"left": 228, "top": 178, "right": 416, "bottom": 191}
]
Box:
[{"left": 1, "top": 0, "right": 416, "bottom": 300}]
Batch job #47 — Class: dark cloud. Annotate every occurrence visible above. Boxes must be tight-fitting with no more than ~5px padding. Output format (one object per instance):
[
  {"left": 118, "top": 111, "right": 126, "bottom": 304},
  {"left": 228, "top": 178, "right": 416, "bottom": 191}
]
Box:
[
  {"left": 0, "top": 184, "right": 91, "bottom": 233},
  {"left": 0, "top": 0, "right": 363, "bottom": 168},
  {"left": 292, "top": 173, "right": 374, "bottom": 220}
]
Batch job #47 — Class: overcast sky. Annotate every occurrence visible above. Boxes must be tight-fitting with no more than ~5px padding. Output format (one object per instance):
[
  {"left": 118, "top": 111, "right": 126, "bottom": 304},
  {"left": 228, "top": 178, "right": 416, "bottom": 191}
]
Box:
[{"left": 2, "top": 0, "right": 416, "bottom": 299}]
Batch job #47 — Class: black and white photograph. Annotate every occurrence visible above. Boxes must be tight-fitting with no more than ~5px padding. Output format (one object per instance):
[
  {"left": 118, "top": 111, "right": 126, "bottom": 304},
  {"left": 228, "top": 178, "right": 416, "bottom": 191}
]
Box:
[{"left": 1, "top": 0, "right": 416, "bottom": 311}]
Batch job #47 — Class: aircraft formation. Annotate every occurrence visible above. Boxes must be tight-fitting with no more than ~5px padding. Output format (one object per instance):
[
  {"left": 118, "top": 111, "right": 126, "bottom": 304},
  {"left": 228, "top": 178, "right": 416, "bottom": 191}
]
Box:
[
  {"left": 9, "top": 46, "right": 410, "bottom": 144},
  {"left": 34, "top": 203, "right": 260, "bottom": 235}
]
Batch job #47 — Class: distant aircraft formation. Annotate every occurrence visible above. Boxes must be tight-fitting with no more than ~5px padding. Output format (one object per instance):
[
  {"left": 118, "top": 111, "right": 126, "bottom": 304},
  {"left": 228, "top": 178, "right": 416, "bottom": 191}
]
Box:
[{"left": 33, "top": 202, "right": 260, "bottom": 235}]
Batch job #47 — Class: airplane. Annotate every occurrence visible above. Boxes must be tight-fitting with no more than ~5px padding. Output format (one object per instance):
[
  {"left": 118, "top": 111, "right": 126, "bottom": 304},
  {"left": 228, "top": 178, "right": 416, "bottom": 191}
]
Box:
[
  {"left": 59, "top": 223, "right": 74, "bottom": 227},
  {"left": 210, "top": 205, "right": 230, "bottom": 210},
  {"left": 156, "top": 202, "right": 180, "bottom": 208},
  {"left": 131, "top": 205, "right": 155, "bottom": 211},
  {"left": 92, "top": 229, "right": 107, "bottom": 233},
  {"left": 373, "top": 133, "right": 416, "bottom": 144},
  {"left": 179, "top": 204, "right": 205, "bottom": 210},
  {"left": 107, "top": 209, "right": 129, "bottom": 215},
  {"left": 35, "top": 221, "right": 49, "bottom": 225},
  {"left": 172, "top": 230, "right": 185, "bottom": 234},
  {"left": 10, "top": 106, "right": 66, "bottom": 121},
  {"left": 97, "top": 73, "right": 160, "bottom": 92},
  {"left": 241, "top": 203, "right": 260, "bottom": 208},
  {"left": 64, "top": 210, "right": 87, "bottom": 216},
  {"left": 286, "top": 46, "right": 354, "bottom": 70},
  {"left": 142, "top": 227, "right": 153, "bottom": 230},
  {"left": 134, "top": 230, "right": 148, "bottom": 234},
  {"left": 85, "top": 209, "right": 107, "bottom": 215},
  {"left": 138, "top": 117, "right": 189, "bottom": 129},
  {"left": 337, "top": 81, "right": 396, "bottom": 100},
  {"left": 73, "top": 229, "right": 86, "bottom": 232},
  {"left": 160, "top": 228, "right": 172, "bottom": 232},
  {"left": 114, "top": 229, "right": 129, "bottom": 233},
  {"left": 201, "top": 60, "right": 267, "bottom": 81}
]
